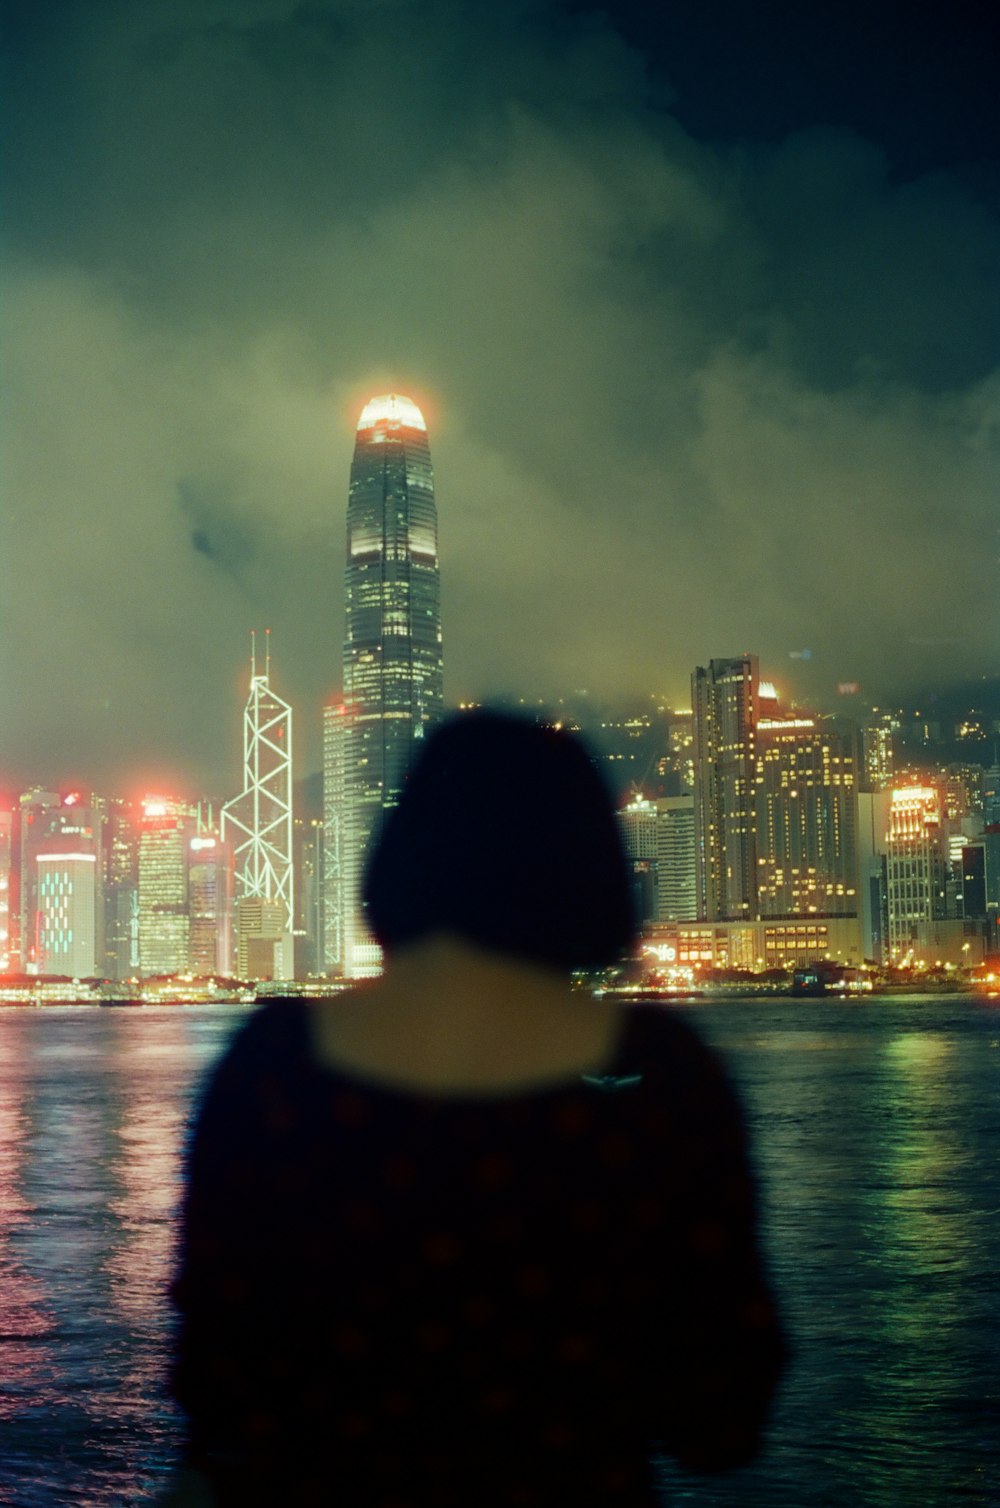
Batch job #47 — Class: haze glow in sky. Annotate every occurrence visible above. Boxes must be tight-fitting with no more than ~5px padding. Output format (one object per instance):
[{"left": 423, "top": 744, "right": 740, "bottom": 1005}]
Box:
[{"left": 2, "top": 0, "right": 998, "bottom": 792}]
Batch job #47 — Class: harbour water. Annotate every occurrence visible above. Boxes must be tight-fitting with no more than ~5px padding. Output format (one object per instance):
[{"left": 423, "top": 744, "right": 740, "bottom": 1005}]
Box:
[{"left": 0, "top": 995, "right": 998, "bottom": 1507}]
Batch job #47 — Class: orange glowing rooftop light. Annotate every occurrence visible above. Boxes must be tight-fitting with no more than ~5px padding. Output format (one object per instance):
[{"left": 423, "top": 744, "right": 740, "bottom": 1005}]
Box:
[
  {"left": 357, "top": 394, "right": 426, "bottom": 432},
  {"left": 891, "top": 785, "right": 939, "bottom": 805}
]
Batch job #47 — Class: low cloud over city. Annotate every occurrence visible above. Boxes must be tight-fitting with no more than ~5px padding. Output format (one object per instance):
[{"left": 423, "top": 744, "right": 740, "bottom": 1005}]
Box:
[{"left": 3, "top": 0, "right": 998, "bottom": 790}]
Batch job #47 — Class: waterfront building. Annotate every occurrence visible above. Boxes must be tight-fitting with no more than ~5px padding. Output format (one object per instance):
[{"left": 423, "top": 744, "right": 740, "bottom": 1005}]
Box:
[
  {"left": 18, "top": 791, "right": 102, "bottom": 975},
  {"left": 692, "top": 657, "right": 862, "bottom": 956},
  {"left": 222, "top": 634, "right": 294, "bottom": 940},
  {"left": 645, "top": 916, "right": 864, "bottom": 970},
  {"left": 754, "top": 713, "right": 858, "bottom": 920},
  {"left": 332, "top": 394, "right": 443, "bottom": 978},
  {"left": 293, "top": 814, "right": 324, "bottom": 978},
  {"left": 235, "top": 896, "right": 291, "bottom": 981},
  {"left": 16, "top": 790, "right": 58, "bottom": 971},
  {"left": 885, "top": 786, "right": 946, "bottom": 963},
  {"left": 17, "top": 790, "right": 64, "bottom": 971},
  {"left": 856, "top": 789, "right": 892, "bottom": 963},
  {"left": 321, "top": 702, "right": 348, "bottom": 974},
  {"left": 0, "top": 810, "right": 12, "bottom": 972},
  {"left": 188, "top": 831, "right": 234, "bottom": 976},
  {"left": 96, "top": 796, "right": 138, "bottom": 980},
  {"left": 961, "top": 830, "right": 1000, "bottom": 952},
  {"left": 138, "top": 797, "right": 195, "bottom": 975},
  {"left": 618, "top": 795, "right": 659, "bottom": 924},
  {"left": 692, "top": 656, "right": 759, "bottom": 921},
  {"left": 35, "top": 853, "right": 97, "bottom": 977},
  {"left": 656, "top": 795, "right": 697, "bottom": 921},
  {"left": 619, "top": 793, "right": 697, "bottom": 925}
]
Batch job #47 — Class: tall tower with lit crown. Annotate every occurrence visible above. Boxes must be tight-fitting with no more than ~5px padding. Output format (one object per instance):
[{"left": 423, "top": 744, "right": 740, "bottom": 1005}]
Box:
[
  {"left": 334, "top": 393, "right": 443, "bottom": 977},
  {"left": 222, "top": 632, "right": 294, "bottom": 939}
]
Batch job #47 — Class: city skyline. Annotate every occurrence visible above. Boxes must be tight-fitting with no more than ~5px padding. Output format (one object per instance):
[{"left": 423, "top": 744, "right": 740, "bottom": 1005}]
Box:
[
  {"left": 3, "top": 660, "right": 996, "bottom": 985},
  {"left": 2, "top": 1, "right": 998, "bottom": 791}
]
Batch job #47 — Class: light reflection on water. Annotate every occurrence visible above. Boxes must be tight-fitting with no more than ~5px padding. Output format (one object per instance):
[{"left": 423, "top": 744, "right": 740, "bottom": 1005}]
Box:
[{"left": 0, "top": 997, "right": 998, "bottom": 1507}]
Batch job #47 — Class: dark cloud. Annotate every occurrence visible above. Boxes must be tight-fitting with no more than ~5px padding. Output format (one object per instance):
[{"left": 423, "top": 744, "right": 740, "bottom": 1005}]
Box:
[
  {"left": 1, "top": 0, "right": 997, "bottom": 793},
  {"left": 177, "top": 480, "right": 259, "bottom": 579}
]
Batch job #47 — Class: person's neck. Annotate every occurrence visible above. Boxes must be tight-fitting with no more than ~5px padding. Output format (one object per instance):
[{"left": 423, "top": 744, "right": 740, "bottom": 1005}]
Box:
[
  {"left": 314, "top": 933, "right": 619, "bottom": 1092},
  {"left": 373, "top": 933, "right": 573, "bottom": 1016}
]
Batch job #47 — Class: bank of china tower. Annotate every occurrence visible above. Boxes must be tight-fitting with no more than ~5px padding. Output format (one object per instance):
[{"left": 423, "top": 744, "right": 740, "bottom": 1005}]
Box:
[{"left": 328, "top": 394, "right": 443, "bottom": 977}]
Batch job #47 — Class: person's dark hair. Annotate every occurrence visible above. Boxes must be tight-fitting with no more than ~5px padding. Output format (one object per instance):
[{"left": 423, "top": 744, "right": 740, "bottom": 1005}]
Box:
[{"left": 362, "top": 710, "right": 636, "bottom": 971}]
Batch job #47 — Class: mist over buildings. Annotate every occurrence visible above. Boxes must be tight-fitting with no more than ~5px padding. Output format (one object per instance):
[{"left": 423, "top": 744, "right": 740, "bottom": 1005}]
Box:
[{"left": 2, "top": 0, "right": 998, "bottom": 792}]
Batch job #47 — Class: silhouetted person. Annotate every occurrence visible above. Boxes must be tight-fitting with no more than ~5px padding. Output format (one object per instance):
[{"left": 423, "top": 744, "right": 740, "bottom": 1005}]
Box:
[{"left": 164, "top": 711, "right": 786, "bottom": 1506}]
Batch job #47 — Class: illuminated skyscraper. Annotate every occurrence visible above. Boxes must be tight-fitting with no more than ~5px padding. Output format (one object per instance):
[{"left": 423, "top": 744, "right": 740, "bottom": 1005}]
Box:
[
  {"left": 188, "top": 831, "right": 234, "bottom": 976},
  {"left": 692, "top": 656, "right": 759, "bottom": 920},
  {"left": 618, "top": 795, "right": 659, "bottom": 924},
  {"left": 657, "top": 795, "right": 697, "bottom": 922},
  {"left": 754, "top": 712, "right": 858, "bottom": 920},
  {"left": 222, "top": 633, "right": 294, "bottom": 939},
  {"left": 321, "top": 701, "right": 348, "bottom": 973},
  {"left": 18, "top": 791, "right": 102, "bottom": 974},
  {"left": 138, "top": 797, "right": 195, "bottom": 975},
  {"left": 333, "top": 393, "right": 443, "bottom": 977},
  {"left": 36, "top": 853, "right": 97, "bottom": 977},
  {"left": 17, "top": 789, "right": 62, "bottom": 971},
  {"left": 98, "top": 797, "right": 138, "bottom": 980},
  {"left": 885, "top": 786, "right": 946, "bottom": 961},
  {"left": 0, "top": 810, "right": 13, "bottom": 972}
]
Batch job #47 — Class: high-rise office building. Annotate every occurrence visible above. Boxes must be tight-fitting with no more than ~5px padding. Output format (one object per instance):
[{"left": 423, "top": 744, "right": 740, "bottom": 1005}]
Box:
[
  {"left": 885, "top": 786, "right": 946, "bottom": 962},
  {"left": 235, "top": 896, "right": 291, "bottom": 981},
  {"left": 857, "top": 789, "right": 892, "bottom": 963},
  {"left": 692, "top": 656, "right": 759, "bottom": 921},
  {"left": 97, "top": 796, "right": 138, "bottom": 979},
  {"left": 656, "top": 795, "right": 697, "bottom": 922},
  {"left": 222, "top": 634, "right": 294, "bottom": 939},
  {"left": 18, "top": 791, "right": 102, "bottom": 974},
  {"left": 0, "top": 810, "right": 12, "bottom": 973},
  {"left": 36, "top": 853, "right": 97, "bottom": 977},
  {"left": 294, "top": 814, "right": 324, "bottom": 978},
  {"left": 332, "top": 394, "right": 443, "bottom": 977},
  {"left": 138, "top": 797, "right": 195, "bottom": 976},
  {"left": 691, "top": 658, "right": 862, "bottom": 961},
  {"left": 618, "top": 796, "right": 659, "bottom": 924},
  {"left": 321, "top": 702, "right": 348, "bottom": 973},
  {"left": 755, "top": 712, "right": 858, "bottom": 919},
  {"left": 618, "top": 794, "right": 697, "bottom": 925},
  {"left": 188, "top": 832, "right": 234, "bottom": 976}
]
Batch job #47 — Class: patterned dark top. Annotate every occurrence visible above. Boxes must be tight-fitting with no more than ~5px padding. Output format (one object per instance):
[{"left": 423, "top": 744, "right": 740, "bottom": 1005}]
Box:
[{"left": 170, "top": 1000, "right": 786, "bottom": 1507}]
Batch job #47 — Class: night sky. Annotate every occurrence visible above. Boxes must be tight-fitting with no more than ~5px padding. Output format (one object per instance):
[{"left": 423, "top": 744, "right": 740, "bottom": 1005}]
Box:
[{"left": 2, "top": 0, "right": 998, "bottom": 795}]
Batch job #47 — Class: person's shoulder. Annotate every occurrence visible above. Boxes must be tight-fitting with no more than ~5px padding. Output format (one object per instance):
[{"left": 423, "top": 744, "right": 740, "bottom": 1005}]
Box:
[
  {"left": 621, "top": 1005, "right": 746, "bottom": 1121},
  {"left": 199, "top": 998, "right": 310, "bottom": 1100},
  {"left": 623, "top": 1003, "right": 725, "bottom": 1075},
  {"left": 230, "top": 996, "right": 309, "bottom": 1056}
]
